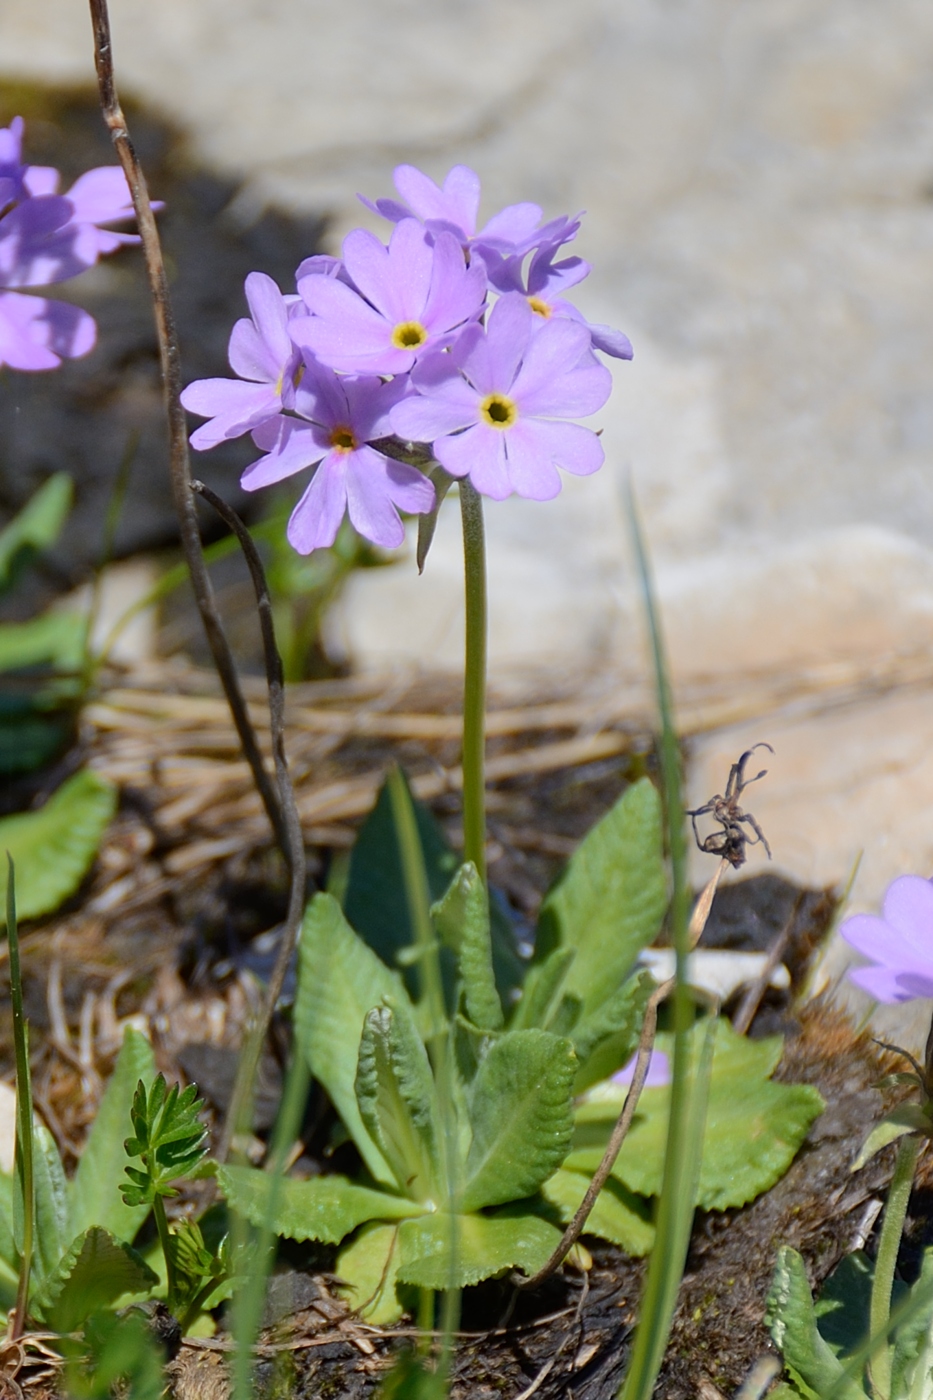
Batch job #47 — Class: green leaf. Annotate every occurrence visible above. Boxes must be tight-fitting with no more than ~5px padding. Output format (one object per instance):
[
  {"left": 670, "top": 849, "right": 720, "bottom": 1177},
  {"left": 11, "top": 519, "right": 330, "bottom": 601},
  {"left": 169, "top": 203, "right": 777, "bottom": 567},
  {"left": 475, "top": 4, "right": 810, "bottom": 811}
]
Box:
[
  {"left": 416, "top": 464, "right": 456, "bottom": 574},
  {"left": 294, "top": 893, "right": 408, "bottom": 1184},
  {"left": 218, "top": 1165, "right": 425, "bottom": 1245},
  {"left": 0, "top": 474, "right": 72, "bottom": 596},
  {"left": 461, "top": 1030, "right": 576, "bottom": 1212},
  {"left": 571, "top": 968, "right": 655, "bottom": 1093},
  {"left": 0, "top": 769, "right": 116, "bottom": 922},
  {"left": 30, "top": 1226, "right": 158, "bottom": 1331},
  {"left": 508, "top": 947, "right": 577, "bottom": 1031},
  {"left": 570, "top": 1018, "right": 824, "bottom": 1210},
  {"left": 534, "top": 779, "right": 666, "bottom": 1020},
  {"left": 0, "top": 610, "right": 87, "bottom": 673},
  {"left": 121, "top": 1075, "right": 208, "bottom": 1206},
  {"left": 432, "top": 864, "right": 503, "bottom": 1031},
  {"left": 397, "top": 1209, "right": 562, "bottom": 1289},
  {"left": 541, "top": 1168, "right": 654, "bottom": 1256},
  {"left": 344, "top": 775, "right": 460, "bottom": 995},
  {"left": 813, "top": 1251, "right": 876, "bottom": 1359},
  {"left": 70, "top": 1028, "right": 156, "bottom": 1243},
  {"left": 355, "top": 1002, "right": 443, "bottom": 1204},
  {"left": 891, "top": 1246, "right": 933, "bottom": 1396},
  {"left": 336, "top": 1221, "right": 405, "bottom": 1324},
  {"left": 851, "top": 1112, "right": 928, "bottom": 1173},
  {"left": 27, "top": 1123, "right": 69, "bottom": 1291},
  {"left": 766, "top": 1246, "right": 863, "bottom": 1400},
  {"left": 0, "top": 1172, "right": 19, "bottom": 1310}
]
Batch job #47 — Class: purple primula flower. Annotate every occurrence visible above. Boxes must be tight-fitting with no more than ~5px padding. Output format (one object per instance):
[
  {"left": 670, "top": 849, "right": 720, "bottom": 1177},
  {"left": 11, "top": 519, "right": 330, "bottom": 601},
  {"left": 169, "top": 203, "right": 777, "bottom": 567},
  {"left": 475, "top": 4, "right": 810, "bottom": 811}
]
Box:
[
  {"left": 0, "top": 116, "right": 140, "bottom": 371},
  {"left": 242, "top": 360, "right": 435, "bottom": 554},
  {"left": 359, "top": 163, "right": 544, "bottom": 261},
  {"left": 840, "top": 875, "right": 933, "bottom": 1003},
  {"left": 487, "top": 238, "right": 634, "bottom": 362},
  {"left": 390, "top": 292, "right": 612, "bottom": 501},
  {"left": 294, "top": 218, "right": 486, "bottom": 376},
  {"left": 612, "top": 1049, "right": 670, "bottom": 1090},
  {"left": 181, "top": 272, "right": 301, "bottom": 450}
]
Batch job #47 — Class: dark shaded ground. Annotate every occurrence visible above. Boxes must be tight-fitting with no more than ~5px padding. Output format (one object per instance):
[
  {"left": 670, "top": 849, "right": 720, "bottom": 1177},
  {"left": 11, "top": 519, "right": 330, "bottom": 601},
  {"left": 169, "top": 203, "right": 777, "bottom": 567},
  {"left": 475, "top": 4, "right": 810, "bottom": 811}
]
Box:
[{"left": 0, "top": 82, "right": 326, "bottom": 613}]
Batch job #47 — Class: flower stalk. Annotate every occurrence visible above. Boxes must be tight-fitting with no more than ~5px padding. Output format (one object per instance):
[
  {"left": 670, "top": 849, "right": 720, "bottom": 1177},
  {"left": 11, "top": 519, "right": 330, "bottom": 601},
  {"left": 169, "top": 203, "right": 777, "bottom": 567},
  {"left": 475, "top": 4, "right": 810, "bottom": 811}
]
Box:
[
  {"left": 869, "top": 1131, "right": 923, "bottom": 1400},
  {"left": 459, "top": 480, "right": 487, "bottom": 884}
]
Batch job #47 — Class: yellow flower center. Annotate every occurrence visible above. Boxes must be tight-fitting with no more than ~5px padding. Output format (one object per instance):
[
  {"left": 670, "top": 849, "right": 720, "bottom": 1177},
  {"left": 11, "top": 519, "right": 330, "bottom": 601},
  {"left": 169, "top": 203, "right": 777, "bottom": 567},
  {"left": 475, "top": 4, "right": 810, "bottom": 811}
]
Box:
[
  {"left": 391, "top": 320, "right": 429, "bottom": 350},
  {"left": 479, "top": 393, "right": 518, "bottom": 430},
  {"left": 528, "top": 296, "right": 551, "bottom": 318},
  {"left": 329, "top": 425, "right": 357, "bottom": 452}
]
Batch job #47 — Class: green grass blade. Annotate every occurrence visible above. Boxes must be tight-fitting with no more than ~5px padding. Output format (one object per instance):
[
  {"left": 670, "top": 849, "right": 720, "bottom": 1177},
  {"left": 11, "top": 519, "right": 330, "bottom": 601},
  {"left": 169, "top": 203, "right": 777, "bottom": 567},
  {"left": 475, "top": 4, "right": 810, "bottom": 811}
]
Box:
[
  {"left": 618, "top": 481, "right": 704, "bottom": 1400},
  {"left": 6, "top": 856, "right": 34, "bottom": 1337}
]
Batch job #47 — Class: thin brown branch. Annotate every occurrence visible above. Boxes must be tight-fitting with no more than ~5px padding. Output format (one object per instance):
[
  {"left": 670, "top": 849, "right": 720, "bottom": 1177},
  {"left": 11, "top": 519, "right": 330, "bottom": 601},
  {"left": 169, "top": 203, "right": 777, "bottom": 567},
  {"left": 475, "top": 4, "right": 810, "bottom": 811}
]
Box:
[
  {"left": 514, "top": 977, "right": 674, "bottom": 1290},
  {"left": 87, "top": 0, "right": 286, "bottom": 855},
  {"left": 189, "top": 483, "right": 307, "bottom": 1165}
]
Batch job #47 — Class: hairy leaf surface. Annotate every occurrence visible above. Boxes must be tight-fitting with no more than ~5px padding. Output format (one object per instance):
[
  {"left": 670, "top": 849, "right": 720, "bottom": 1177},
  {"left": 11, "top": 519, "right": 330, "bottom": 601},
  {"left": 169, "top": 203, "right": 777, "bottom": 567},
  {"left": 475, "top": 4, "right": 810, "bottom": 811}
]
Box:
[
  {"left": 336, "top": 1222, "right": 405, "bottom": 1324},
  {"left": 219, "top": 1165, "right": 425, "bottom": 1244},
  {"left": 31, "top": 1226, "right": 158, "bottom": 1331},
  {"left": 766, "top": 1246, "right": 862, "bottom": 1400},
  {"left": 355, "top": 1002, "right": 443, "bottom": 1203},
  {"left": 433, "top": 864, "right": 503, "bottom": 1031},
  {"left": 461, "top": 1030, "right": 576, "bottom": 1212},
  {"left": 542, "top": 1168, "right": 654, "bottom": 1256},
  {"left": 535, "top": 779, "right": 666, "bottom": 1019},
  {"left": 397, "top": 1209, "right": 562, "bottom": 1289},
  {"left": 70, "top": 1028, "right": 155, "bottom": 1243},
  {"left": 0, "top": 769, "right": 116, "bottom": 921},
  {"left": 294, "top": 893, "right": 407, "bottom": 1183},
  {"left": 570, "top": 1019, "right": 823, "bottom": 1210}
]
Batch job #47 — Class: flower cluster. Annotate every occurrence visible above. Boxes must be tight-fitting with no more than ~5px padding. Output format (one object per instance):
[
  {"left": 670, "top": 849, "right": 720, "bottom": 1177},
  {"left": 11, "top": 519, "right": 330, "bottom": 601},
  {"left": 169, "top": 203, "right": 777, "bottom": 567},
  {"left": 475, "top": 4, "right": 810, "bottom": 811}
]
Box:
[
  {"left": 181, "top": 164, "right": 631, "bottom": 555},
  {"left": 0, "top": 117, "right": 139, "bottom": 371},
  {"left": 840, "top": 874, "right": 933, "bottom": 1003}
]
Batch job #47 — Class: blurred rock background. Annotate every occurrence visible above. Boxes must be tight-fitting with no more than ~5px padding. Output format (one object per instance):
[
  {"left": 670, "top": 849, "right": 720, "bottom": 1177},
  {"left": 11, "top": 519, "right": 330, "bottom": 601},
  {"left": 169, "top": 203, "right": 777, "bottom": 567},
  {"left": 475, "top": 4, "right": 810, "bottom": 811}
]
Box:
[{"left": 3, "top": 0, "right": 933, "bottom": 984}]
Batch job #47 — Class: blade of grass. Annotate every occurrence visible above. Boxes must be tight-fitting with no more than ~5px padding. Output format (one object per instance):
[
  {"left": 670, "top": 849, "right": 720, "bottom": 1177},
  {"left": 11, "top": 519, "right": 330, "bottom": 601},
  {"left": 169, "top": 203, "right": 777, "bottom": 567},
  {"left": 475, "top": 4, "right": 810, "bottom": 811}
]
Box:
[
  {"left": 618, "top": 479, "right": 706, "bottom": 1400},
  {"left": 6, "top": 856, "right": 34, "bottom": 1341}
]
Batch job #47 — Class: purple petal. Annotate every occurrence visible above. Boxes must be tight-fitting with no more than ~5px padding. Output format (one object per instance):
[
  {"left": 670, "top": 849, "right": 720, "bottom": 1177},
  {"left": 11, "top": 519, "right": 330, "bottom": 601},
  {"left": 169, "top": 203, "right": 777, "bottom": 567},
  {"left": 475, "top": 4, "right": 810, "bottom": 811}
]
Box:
[
  {"left": 587, "top": 320, "right": 634, "bottom": 360},
  {"left": 287, "top": 455, "right": 349, "bottom": 554},
  {"left": 848, "top": 964, "right": 933, "bottom": 1004},
  {"left": 476, "top": 201, "right": 543, "bottom": 249},
  {"left": 391, "top": 376, "right": 478, "bottom": 441},
  {"left": 357, "top": 193, "right": 410, "bottom": 225},
  {"left": 511, "top": 318, "right": 604, "bottom": 415},
  {"left": 0, "top": 290, "right": 95, "bottom": 370},
  {"left": 228, "top": 272, "right": 293, "bottom": 382},
  {"left": 840, "top": 913, "right": 907, "bottom": 965},
  {"left": 344, "top": 446, "right": 434, "bottom": 548},
  {"left": 482, "top": 293, "right": 533, "bottom": 390},
  {"left": 62, "top": 166, "right": 134, "bottom": 225},
  {"left": 393, "top": 164, "right": 480, "bottom": 236},
  {"left": 611, "top": 1049, "right": 670, "bottom": 1089},
  {"left": 0, "top": 196, "right": 91, "bottom": 287},
  {"left": 501, "top": 420, "right": 562, "bottom": 500},
  {"left": 883, "top": 876, "right": 933, "bottom": 954},
  {"left": 343, "top": 220, "right": 432, "bottom": 323},
  {"left": 343, "top": 373, "right": 410, "bottom": 441},
  {"left": 181, "top": 378, "right": 280, "bottom": 449},
  {"left": 241, "top": 418, "right": 327, "bottom": 489},
  {"left": 530, "top": 419, "right": 605, "bottom": 477},
  {"left": 435, "top": 424, "right": 508, "bottom": 494},
  {"left": 421, "top": 230, "right": 486, "bottom": 335},
  {"left": 22, "top": 166, "right": 58, "bottom": 197}
]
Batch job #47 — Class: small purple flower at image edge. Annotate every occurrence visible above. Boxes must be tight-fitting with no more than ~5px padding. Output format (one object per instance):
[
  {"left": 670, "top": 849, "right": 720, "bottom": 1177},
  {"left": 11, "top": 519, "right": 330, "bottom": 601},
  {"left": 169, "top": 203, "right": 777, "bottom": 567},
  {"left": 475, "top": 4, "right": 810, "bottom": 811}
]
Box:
[
  {"left": 840, "top": 874, "right": 933, "bottom": 1003},
  {"left": 0, "top": 115, "right": 140, "bottom": 371}
]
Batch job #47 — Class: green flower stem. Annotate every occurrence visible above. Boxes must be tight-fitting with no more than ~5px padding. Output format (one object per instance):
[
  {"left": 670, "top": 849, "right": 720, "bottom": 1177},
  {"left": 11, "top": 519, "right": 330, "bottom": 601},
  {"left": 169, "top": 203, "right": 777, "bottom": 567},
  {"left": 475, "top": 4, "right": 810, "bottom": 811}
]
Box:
[
  {"left": 869, "top": 1131, "right": 922, "bottom": 1400},
  {"left": 152, "top": 1194, "right": 178, "bottom": 1313},
  {"left": 459, "top": 480, "right": 487, "bottom": 884}
]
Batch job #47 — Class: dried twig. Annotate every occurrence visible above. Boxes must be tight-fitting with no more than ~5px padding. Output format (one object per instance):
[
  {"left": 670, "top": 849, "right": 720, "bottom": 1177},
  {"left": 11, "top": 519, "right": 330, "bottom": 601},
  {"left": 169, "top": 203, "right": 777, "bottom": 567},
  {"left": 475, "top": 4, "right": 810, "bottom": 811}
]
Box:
[
  {"left": 731, "top": 893, "right": 803, "bottom": 1035},
  {"left": 87, "top": 0, "right": 286, "bottom": 857},
  {"left": 189, "top": 484, "right": 307, "bottom": 1165},
  {"left": 514, "top": 977, "right": 674, "bottom": 1290}
]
